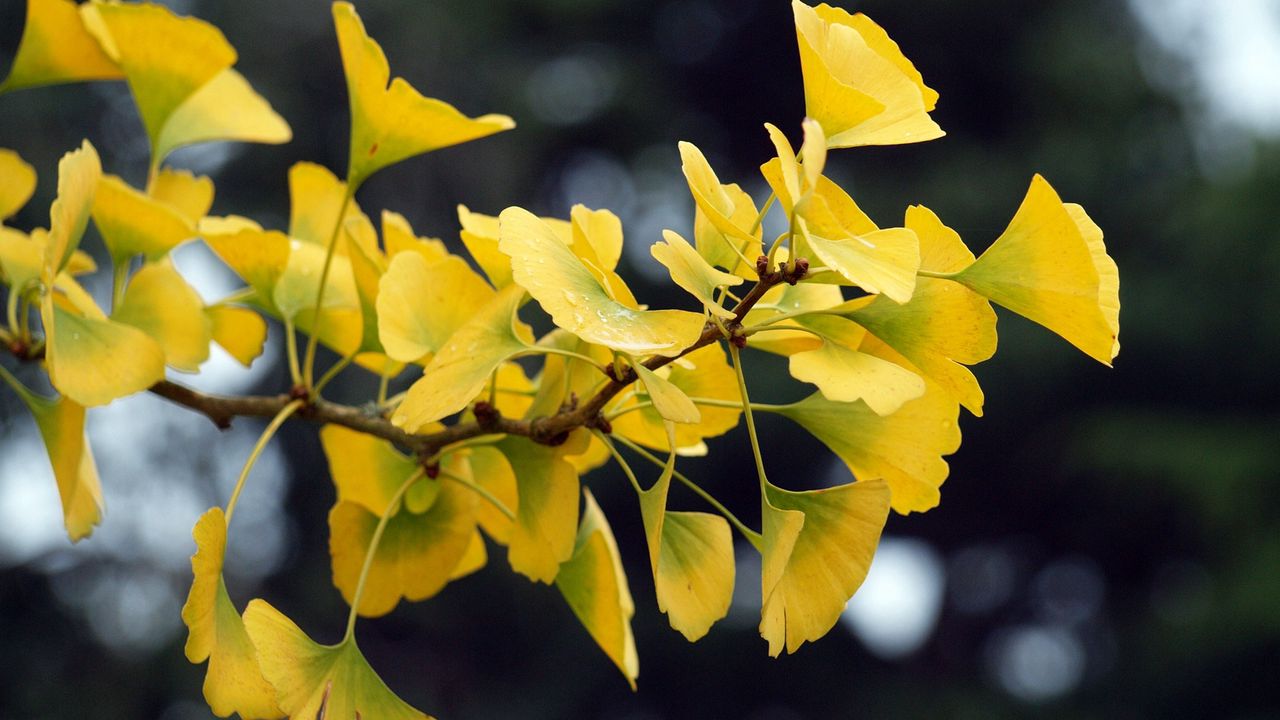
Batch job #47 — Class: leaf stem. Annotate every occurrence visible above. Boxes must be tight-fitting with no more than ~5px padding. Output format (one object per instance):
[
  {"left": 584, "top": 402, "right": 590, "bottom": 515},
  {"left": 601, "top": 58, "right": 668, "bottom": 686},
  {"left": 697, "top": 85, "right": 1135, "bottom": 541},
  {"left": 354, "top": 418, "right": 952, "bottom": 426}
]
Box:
[
  {"left": 376, "top": 369, "right": 391, "bottom": 405},
  {"left": 283, "top": 318, "right": 303, "bottom": 387},
  {"left": 917, "top": 268, "right": 959, "bottom": 280},
  {"left": 729, "top": 344, "right": 769, "bottom": 491},
  {"left": 439, "top": 468, "right": 514, "bottom": 521},
  {"left": 525, "top": 344, "right": 610, "bottom": 375},
  {"left": 344, "top": 465, "right": 425, "bottom": 641},
  {"left": 301, "top": 186, "right": 354, "bottom": 387},
  {"left": 594, "top": 430, "right": 644, "bottom": 494},
  {"left": 749, "top": 192, "right": 776, "bottom": 236},
  {"left": 225, "top": 399, "right": 304, "bottom": 526},
  {"left": 5, "top": 287, "right": 20, "bottom": 336},
  {"left": 111, "top": 259, "right": 130, "bottom": 312},
  {"left": 610, "top": 433, "right": 761, "bottom": 544}
]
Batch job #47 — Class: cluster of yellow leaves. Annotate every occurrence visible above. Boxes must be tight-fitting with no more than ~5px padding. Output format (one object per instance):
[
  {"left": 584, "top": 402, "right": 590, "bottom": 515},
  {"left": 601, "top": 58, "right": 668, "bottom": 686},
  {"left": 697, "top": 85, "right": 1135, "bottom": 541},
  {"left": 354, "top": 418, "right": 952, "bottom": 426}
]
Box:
[{"left": 0, "top": 0, "right": 1122, "bottom": 716}]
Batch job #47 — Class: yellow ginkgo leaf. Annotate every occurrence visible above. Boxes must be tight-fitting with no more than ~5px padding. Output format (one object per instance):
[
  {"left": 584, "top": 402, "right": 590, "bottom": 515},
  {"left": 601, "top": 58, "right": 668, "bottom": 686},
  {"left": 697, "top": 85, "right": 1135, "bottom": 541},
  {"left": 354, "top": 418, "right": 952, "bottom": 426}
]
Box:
[
  {"left": 287, "top": 162, "right": 366, "bottom": 250},
  {"left": 341, "top": 215, "right": 391, "bottom": 358},
  {"left": 741, "top": 282, "right": 842, "bottom": 357},
  {"left": 568, "top": 205, "right": 638, "bottom": 308},
  {"left": 82, "top": 2, "right": 289, "bottom": 163},
  {"left": 333, "top": 2, "right": 514, "bottom": 187},
  {"left": 391, "top": 285, "right": 531, "bottom": 431},
  {"left": 449, "top": 529, "right": 488, "bottom": 581},
  {"left": 792, "top": 1, "right": 943, "bottom": 148},
  {"left": 0, "top": 227, "right": 44, "bottom": 291},
  {"left": 555, "top": 489, "right": 639, "bottom": 688},
  {"left": 458, "top": 206, "right": 574, "bottom": 289},
  {"left": 468, "top": 446, "right": 517, "bottom": 544},
  {"left": 762, "top": 120, "right": 826, "bottom": 213},
  {"left": 242, "top": 600, "right": 430, "bottom": 720},
  {"left": 678, "top": 142, "right": 762, "bottom": 274},
  {"left": 206, "top": 305, "right": 267, "bottom": 367},
  {"left": 773, "top": 386, "right": 960, "bottom": 514},
  {"left": 383, "top": 210, "right": 448, "bottom": 263},
  {"left": 0, "top": 0, "right": 122, "bottom": 94},
  {"left": 376, "top": 251, "right": 495, "bottom": 364},
  {"left": 202, "top": 227, "right": 290, "bottom": 309},
  {"left": 329, "top": 479, "right": 478, "bottom": 617},
  {"left": 4, "top": 378, "right": 104, "bottom": 542},
  {"left": 42, "top": 294, "right": 166, "bottom": 407},
  {"left": 498, "top": 435, "right": 581, "bottom": 584},
  {"left": 637, "top": 433, "right": 735, "bottom": 641},
  {"left": 952, "top": 175, "right": 1119, "bottom": 365},
  {"left": 632, "top": 362, "right": 701, "bottom": 424},
  {"left": 320, "top": 424, "right": 421, "bottom": 517},
  {"left": 154, "top": 67, "right": 291, "bottom": 163},
  {"left": 845, "top": 205, "right": 996, "bottom": 414},
  {"left": 651, "top": 230, "right": 742, "bottom": 319},
  {"left": 113, "top": 258, "right": 211, "bottom": 372},
  {"left": 787, "top": 317, "right": 925, "bottom": 416},
  {"left": 759, "top": 478, "right": 891, "bottom": 656},
  {"left": 179, "top": 508, "right": 283, "bottom": 719},
  {"left": 610, "top": 343, "right": 741, "bottom": 452},
  {"left": 82, "top": 1, "right": 233, "bottom": 148},
  {"left": 44, "top": 140, "right": 100, "bottom": 279},
  {"left": 149, "top": 167, "right": 214, "bottom": 224},
  {"left": 272, "top": 240, "right": 363, "bottom": 356},
  {"left": 523, "top": 331, "right": 613, "bottom": 474},
  {"left": 1, "top": 148, "right": 37, "bottom": 219},
  {"left": 499, "top": 206, "right": 704, "bottom": 357},
  {"left": 92, "top": 175, "right": 194, "bottom": 263}
]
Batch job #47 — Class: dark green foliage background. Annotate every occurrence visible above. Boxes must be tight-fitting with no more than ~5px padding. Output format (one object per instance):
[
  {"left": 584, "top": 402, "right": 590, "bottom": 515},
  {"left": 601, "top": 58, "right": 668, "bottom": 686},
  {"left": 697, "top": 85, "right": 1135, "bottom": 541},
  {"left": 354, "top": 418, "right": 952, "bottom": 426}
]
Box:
[{"left": 2, "top": 0, "right": 1278, "bottom": 717}]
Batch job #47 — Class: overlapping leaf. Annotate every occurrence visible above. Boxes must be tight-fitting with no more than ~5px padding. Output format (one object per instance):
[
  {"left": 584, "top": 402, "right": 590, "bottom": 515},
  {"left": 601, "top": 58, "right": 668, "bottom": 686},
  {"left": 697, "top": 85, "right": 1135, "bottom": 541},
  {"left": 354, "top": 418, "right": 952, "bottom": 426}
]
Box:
[{"left": 0, "top": 0, "right": 122, "bottom": 93}]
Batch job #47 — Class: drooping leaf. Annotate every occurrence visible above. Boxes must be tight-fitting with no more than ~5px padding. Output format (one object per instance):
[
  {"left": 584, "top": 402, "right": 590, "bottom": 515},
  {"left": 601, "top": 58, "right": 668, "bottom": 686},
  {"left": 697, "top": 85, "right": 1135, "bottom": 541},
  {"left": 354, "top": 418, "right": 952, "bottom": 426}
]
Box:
[
  {"left": 5, "top": 379, "right": 103, "bottom": 542},
  {"left": 637, "top": 430, "right": 735, "bottom": 641},
  {"left": 329, "top": 478, "right": 478, "bottom": 617},
  {"left": 952, "top": 174, "right": 1119, "bottom": 365},
  {"left": 498, "top": 435, "right": 581, "bottom": 584},
  {"left": 180, "top": 508, "right": 283, "bottom": 719},
  {"left": 773, "top": 387, "right": 960, "bottom": 514},
  {"left": 651, "top": 229, "right": 742, "bottom": 319},
  {"left": 112, "top": 258, "right": 211, "bottom": 372},
  {"left": 468, "top": 446, "right": 517, "bottom": 544},
  {"left": 0, "top": 148, "right": 37, "bottom": 219},
  {"left": 556, "top": 489, "right": 639, "bottom": 688},
  {"left": 499, "top": 206, "right": 704, "bottom": 356},
  {"left": 391, "top": 285, "right": 531, "bottom": 431},
  {"left": 759, "top": 478, "right": 891, "bottom": 656},
  {"left": 243, "top": 600, "right": 430, "bottom": 720},
  {"left": 332, "top": 2, "right": 514, "bottom": 187},
  {"left": 678, "top": 142, "right": 762, "bottom": 278},
  {"left": 632, "top": 362, "right": 701, "bottom": 425},
  {"left": 0, "top": 0, "right": 122, "bottom": 93},
  {"left": 792, "top": 1, "right": 942, "bottom": 148}
]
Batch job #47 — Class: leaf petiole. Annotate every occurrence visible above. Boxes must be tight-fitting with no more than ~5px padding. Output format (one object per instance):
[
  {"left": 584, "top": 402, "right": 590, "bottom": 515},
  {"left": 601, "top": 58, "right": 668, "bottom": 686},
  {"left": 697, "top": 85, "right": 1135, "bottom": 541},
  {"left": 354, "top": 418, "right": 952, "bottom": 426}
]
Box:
[
  {"left": 225, "top": 399, "right": 304, "bottom": 526},
  {"left": 439, "top": 467, "right": 514, "bottom": 521},
  {"left": 344, "top": 465, "right": 425, "bottom": 640}
]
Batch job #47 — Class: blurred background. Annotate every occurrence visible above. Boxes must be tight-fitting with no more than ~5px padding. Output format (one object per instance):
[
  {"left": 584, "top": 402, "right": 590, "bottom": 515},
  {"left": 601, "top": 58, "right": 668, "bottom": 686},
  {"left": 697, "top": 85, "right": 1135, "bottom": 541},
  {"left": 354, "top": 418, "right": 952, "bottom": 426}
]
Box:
[{"left": 3, "top": 0, "right": 1279, "bottom": 717}]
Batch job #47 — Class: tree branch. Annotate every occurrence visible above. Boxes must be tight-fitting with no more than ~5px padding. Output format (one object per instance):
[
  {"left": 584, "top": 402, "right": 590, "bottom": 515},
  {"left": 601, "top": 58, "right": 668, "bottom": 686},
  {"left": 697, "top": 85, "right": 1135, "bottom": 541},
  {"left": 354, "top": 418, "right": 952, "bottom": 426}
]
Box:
[{"left": 5, "top": 260, "right": 790, "bottom": 460}]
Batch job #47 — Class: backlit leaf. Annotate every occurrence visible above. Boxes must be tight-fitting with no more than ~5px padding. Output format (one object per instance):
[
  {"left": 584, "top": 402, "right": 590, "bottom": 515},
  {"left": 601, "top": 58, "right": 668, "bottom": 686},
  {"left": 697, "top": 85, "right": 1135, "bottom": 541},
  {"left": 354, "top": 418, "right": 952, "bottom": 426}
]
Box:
[
  {"left": 556, "top": 489, "right": 638, "bottom": 688},
  {"left": 180, "top": 508, "right": 282, "bottom": 718},
  {"left": 154, "top": 67, "right": 291, "bottom": 163},
  {"left": 243, "top": 600, "right": 430, "bottom": 720},
  {"left": 149, "top": 167, "right": 214, "bottom": 224},
  {"left": 113, "top": 258, "right": 211, "bottom": 372},
  {"left": 333, "top": 2, "right": 514, "bottom": 187},
  {"left": 287, "top": 162, "right": 366, "bottom": 250},
  {"left": 377, "top": 251, "right": 495, "bottom": 364},
  {"left": 206, "top": 305, "right": 267, "bottom": 367},
  {"left": 0, "top": 0, "right": 122, "bottom": 93},
  {"left": 43, "top": 294, "right": 165, "bottom": 407},
  {"left": 787, "top": 319, "right": 925, "bottom": 416},
  {"left": 92, "top": 175, "right": 194, "bottom": 263},
  {"left": 651, "top": 229, "right": 741, "bottom": 319}
]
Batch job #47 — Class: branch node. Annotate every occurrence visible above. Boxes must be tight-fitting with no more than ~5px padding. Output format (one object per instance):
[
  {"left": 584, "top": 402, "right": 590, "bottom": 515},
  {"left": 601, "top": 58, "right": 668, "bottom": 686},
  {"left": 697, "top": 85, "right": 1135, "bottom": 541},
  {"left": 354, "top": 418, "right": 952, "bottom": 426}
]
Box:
[
  {"left": 473, "top": 400, "right": 501, "bottom": 431},
  {"left": 784, "top": 257, "right": 810, "bottom": 285},
  {"left": 587, "top": 414, "right": 613, "bottom": 434}
]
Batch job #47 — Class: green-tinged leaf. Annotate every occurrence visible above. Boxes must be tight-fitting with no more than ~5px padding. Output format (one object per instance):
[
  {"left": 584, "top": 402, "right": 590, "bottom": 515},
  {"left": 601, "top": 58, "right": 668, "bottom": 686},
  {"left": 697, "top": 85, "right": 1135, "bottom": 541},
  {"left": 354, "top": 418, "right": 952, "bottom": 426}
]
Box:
[
  {"left": 0, "top": 148, "right": 37, "bottom": 219},
  {"left": 242, "top": 600, "right": 431, "bottom": 720},
  {"left": 759, "top": 479, "right": 890, "bottom": 656},
  {"left": 741, "top": 282, "right": 843, "bottom": 356},
  {"left": 333, "top": 2, "right": 514, "bottom": 187},
  {"left": 499, "top": 206, "right": 704, "bottom": 356},
  {"left": 633, "top": 362, "right": 700, "bottom": 424},
  {"left": 149, "top": 167, "right": 214, "bottom": 224},
  {"left": 391, "top": 285, "right": 529, "bottom": 432},
  {"left": 113, "top": 259, "right": 211, "bottom": 372},
  {"left": 610, "top": 343, "right": 741, "bottom": 452},
  {"left": 43, "top": 294, "right": 165, "bottom": 407},
  {"left": 92, "top": 174, "right": 194, "bottom": 263},
  {"left": 498, "top": 435, "right": 581, "bottom": 583},
  {"left": 329, "top": 478, "right": 478, "bottom": 617},
  {"left": 320, "top": 424, "right": 421, "bottom": 516},
  {"left": 556, "top": 489, "right": 639, "bottom": 688},
  {"left": 377, "top": 251, "right": 495, "bottom": 364},
  {"left": 154, "top": 67, "right": 291, "bottom": 163},
  {"left": 468, "top": 446, "right": 517, "bottom": 544},
  {"left": 287, "top": 162, "right": 365, "bottom": 249},
  {"left": 773, "top": 387, "right": 960, "bottom": 514},
  {"left": 637, "top": 432, "right": 734, "bottom": 641},
  {"left": 651, "top": 229, "right": 741, "bottom": 319},
  {"left": 0, "top": 0, "right": 122, "bottom": 93},
  {"left": 180, "top": 508, "right": 282, "bottom": 718}
]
